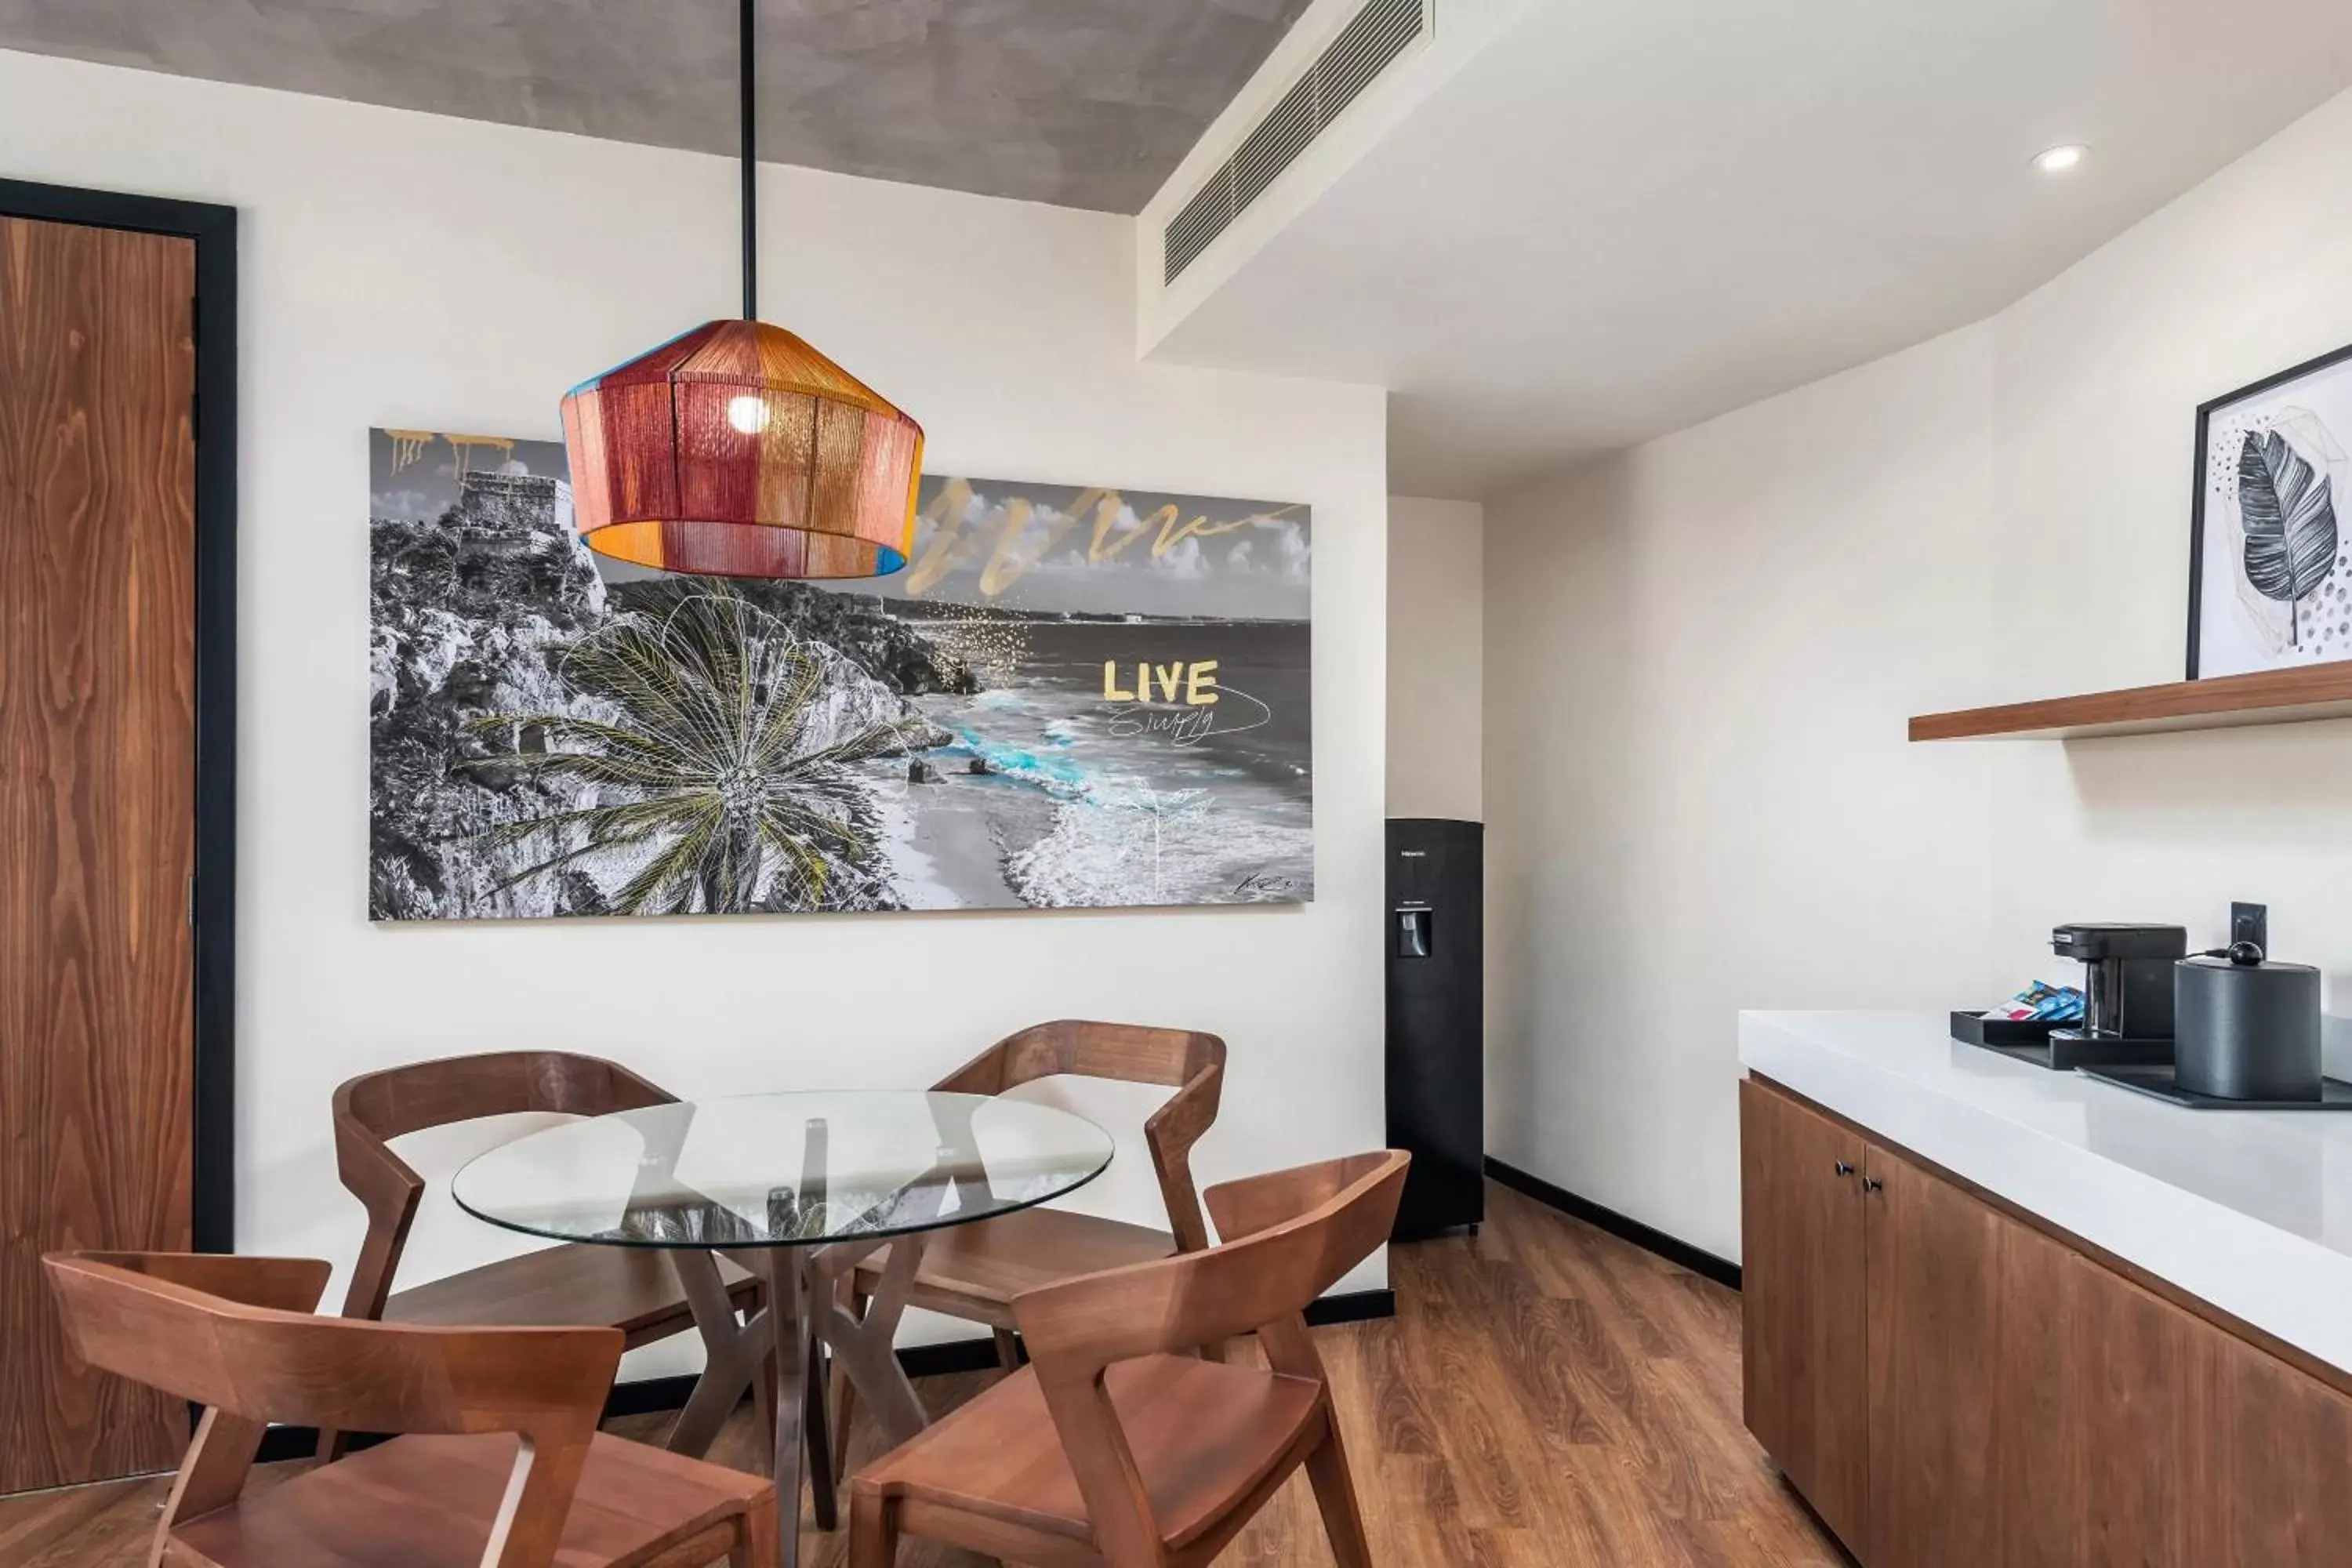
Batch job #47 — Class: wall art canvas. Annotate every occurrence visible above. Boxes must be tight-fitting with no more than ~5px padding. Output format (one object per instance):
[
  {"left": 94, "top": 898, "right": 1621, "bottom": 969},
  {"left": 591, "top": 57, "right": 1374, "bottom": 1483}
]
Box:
[
  {"left": 2190, "top": 343, "right": 2352, "bottom": 677},
  {"left": 370, "top": 429, "right": 1313, "bottom": 919}
]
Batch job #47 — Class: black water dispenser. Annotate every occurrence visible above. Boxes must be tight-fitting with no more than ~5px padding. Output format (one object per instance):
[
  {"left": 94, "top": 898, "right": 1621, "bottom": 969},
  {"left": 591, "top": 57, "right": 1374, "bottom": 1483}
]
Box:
[{"left": 1386, "top": 818, "right": 1483, "bottom": 1239}]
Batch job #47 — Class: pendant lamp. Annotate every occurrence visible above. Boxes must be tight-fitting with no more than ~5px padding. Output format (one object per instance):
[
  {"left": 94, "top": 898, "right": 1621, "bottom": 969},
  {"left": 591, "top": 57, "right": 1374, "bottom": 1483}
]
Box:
[{"left": 560, "top": 0, "right": 924, "bottom": 579}]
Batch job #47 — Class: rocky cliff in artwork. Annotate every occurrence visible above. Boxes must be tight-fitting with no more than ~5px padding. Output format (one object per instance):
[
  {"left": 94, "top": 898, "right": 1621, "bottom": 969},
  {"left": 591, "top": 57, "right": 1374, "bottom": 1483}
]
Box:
[{"left": 368, "top": 472, "right": 970, "bottom": 919}]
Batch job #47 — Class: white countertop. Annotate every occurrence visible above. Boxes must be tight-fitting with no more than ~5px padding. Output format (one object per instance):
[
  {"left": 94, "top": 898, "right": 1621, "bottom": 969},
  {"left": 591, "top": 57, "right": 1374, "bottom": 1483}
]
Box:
[{"left": 1740, "top": 1010, "right": 2352, "bottom": 1375}]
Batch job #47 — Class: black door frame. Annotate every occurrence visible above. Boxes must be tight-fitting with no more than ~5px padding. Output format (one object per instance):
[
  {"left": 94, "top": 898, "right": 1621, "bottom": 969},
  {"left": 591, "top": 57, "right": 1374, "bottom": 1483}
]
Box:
[{"left": 0, "top": 177, "right": 238, "bottom": 1254}]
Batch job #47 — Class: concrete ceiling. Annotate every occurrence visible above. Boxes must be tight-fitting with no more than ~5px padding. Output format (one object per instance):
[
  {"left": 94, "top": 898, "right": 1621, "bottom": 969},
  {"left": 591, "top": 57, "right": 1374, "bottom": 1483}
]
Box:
[
  {"left": 1145, "top": 0, "right": 2352, "bottom": 498},
  {"left": 0, "top": 0, "right": 1312, "bottom": 212}
]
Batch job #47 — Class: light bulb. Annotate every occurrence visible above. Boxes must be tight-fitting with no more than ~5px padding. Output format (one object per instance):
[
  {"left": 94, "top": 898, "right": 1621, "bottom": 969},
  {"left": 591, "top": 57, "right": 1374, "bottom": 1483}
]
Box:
[
  {"left": 2034, "top": 144, "right": 2089, "bottom": 175},
  {"left": 727, "top": 394, "right": 768, "bottom": 434}
]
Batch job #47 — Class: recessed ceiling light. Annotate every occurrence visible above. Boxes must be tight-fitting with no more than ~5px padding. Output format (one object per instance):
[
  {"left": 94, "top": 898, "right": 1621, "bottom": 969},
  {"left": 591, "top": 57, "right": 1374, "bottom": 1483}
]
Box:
[{"left": 2035, "top": 144, "right": 2089, "bottom": 175}]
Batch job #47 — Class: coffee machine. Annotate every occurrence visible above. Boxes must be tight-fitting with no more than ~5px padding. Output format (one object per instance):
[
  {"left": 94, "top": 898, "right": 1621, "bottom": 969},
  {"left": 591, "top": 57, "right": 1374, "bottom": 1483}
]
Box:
[{"left": 2045, "top": 923, "right": 2187, "bottom": 1069}]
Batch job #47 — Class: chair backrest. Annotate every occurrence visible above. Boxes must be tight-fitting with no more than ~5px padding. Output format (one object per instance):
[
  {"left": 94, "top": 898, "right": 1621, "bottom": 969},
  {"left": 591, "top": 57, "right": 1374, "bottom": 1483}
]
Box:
[
  {"left": 331, "top": 1051, "right": 676, "bottom": 1321},
  {"left": 1007, "top": 1150, "right": 1407, "bottom": 1563},
  {"left": 45, "top": 1251, "right": 621, "bottom": 1568},
  {"left": 932, "top": 1021, "right": 1227, "bottom": 1253}
]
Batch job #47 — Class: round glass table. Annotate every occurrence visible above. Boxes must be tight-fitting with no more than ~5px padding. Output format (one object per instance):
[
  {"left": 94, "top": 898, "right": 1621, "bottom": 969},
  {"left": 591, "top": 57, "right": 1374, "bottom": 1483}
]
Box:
[{"left": 453, "top": 1091, "right": 1114, "bottom": 1565}]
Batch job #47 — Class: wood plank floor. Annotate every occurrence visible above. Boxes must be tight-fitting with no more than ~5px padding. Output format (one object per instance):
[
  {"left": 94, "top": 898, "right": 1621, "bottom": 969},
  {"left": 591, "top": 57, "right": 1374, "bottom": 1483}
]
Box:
[{"left": 0, "top": 1182, "right": 1842, "bottom": 1566}]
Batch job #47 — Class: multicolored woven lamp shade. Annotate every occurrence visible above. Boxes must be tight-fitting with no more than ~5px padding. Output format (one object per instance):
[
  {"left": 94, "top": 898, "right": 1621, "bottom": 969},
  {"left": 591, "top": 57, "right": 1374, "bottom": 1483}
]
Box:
[{"left": 561, "top": 318, "right": 924, "bottom": 579}]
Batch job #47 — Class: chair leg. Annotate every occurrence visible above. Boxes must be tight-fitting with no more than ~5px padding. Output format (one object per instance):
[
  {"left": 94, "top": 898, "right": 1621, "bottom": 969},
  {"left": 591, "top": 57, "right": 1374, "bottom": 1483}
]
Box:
[
  {"left": 848, "top": 1488, "right": 898, "bottom": 1568},
  {"left": 1303, "top": 1421, "right": 1374, "bottom": 1568},
  {"left": 991, "top": 1327, "right": 1022, "bottom": 1372},
  {"left": 732, "top": 1499, "right": 782, "bottom": 1568}
]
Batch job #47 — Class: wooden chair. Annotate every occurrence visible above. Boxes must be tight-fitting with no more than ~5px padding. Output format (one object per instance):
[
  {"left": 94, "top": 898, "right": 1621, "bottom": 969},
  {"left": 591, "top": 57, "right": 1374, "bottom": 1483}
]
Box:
[
  {"left": 847, "top": 1149, "right": 1409, "bottom": 1568},
  {"left": 327, "top": 1050, "right": 760, "bottom": 1459},
  {"left": 43, "top": 1250, "right": 776, "bottom": 1568},
  {"left": 850, "top": 1021, "right": 1227, "bottom": 1373}
]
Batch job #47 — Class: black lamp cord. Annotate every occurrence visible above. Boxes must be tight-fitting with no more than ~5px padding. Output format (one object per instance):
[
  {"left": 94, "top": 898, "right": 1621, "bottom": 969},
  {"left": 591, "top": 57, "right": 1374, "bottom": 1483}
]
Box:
[{"left": 740, "top": 0, "right": 758, "bottom": 321}]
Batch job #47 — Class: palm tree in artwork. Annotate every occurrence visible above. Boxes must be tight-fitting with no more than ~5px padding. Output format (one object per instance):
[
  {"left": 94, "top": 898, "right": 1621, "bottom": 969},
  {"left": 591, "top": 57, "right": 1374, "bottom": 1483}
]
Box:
[{"left": 462, "top": 586, "right": 927, "bottom": 913}]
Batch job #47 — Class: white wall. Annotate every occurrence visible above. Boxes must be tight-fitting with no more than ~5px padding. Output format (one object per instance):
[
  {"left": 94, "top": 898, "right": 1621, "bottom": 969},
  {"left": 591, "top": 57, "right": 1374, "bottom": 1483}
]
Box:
[
  {"left": 1387, "top": 496, "right": 1483, "bottom": 822},
  {"left": 0, "top": 51, "right": 1391, "bottom": 1348},
  {"left": 1486, "top": 82, "right": 2352, "bottom": 1261}
]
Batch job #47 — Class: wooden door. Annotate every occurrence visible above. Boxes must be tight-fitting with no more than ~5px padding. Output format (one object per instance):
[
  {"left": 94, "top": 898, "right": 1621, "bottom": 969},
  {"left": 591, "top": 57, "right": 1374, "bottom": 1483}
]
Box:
[
  {"left": 1739, "top": 1077, "right": 1868, "bottom": 1548},
  {"left": 1860, "top": 1141, "right": 2004, "bottom": 1568},
  {"left": 2062, "top": 1248, "right": 2352, "bottom": 1566},
  {"left": 2069, "top": 1258, "right": 2214, "bottom": 1566},
  {"left": 1984, "top": 1210, "right": 2089, "bottom": 1568},
  {"left": 2210, "top": 1305, "right": 2352, "bottom": 1561},
  {"left": 0, "top": 213, "right": 198, "bottom": 1492},
  {"left": 1866, "top": 1134, "right": 2352, "bottom": 1566}
]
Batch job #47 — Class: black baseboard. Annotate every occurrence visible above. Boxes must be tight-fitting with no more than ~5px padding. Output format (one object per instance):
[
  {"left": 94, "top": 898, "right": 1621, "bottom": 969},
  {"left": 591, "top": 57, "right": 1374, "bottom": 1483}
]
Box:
[
  {"left": 1485, "top": 1156, "right": 1741, "bottom": 1291},
  {"left": 252, "top": 1289, "right": 1399, "bottom": 1464},
  {"left": 900, "top": 1336, "right": 1004, "bottom": 1377},
  {"left": 256, "top": 1425, "right": 367, "bottom": 1464},
  {"left": 603, "top": 1373, "right": 703, "bottom": 1418},
  {"left": 1306, "top": 1287, "right": 1396, "bottom": 1327}
]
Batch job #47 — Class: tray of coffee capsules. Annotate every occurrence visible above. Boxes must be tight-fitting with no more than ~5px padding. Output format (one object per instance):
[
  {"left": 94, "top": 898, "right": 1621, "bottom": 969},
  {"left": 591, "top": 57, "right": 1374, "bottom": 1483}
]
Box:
[{"left": 1949, "top": 982, "right": 2084, "bottom": 1048}]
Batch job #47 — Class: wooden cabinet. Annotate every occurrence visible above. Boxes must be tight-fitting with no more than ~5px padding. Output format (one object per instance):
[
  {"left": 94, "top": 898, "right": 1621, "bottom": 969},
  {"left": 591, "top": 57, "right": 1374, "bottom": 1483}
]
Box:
[
  {"left": 2211, "top": 1298, "right": 2352, "bottom": 1561},
  {"left": 1739, "top": 1079, "right": 1868, "bottom": 1547},
  {"left": 2013, "top": 1230, "right": 2352, "bottom": 1565},
  {"left": 1860, "top": 1142, "right": 2003, "bottom": 1568},
  {"left": 1982, "top": 1214, "right": 2083, "bottom": 1568},
  {"left": 1742, "top": 1075, "right": 2352, "bottom": 1567}
]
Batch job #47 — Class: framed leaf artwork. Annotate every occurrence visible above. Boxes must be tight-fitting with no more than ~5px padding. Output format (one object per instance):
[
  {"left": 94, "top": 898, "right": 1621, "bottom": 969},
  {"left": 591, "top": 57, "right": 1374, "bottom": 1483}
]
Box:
[{"left": 2189, "top": 341, "right": 2352, "bottom": 677}]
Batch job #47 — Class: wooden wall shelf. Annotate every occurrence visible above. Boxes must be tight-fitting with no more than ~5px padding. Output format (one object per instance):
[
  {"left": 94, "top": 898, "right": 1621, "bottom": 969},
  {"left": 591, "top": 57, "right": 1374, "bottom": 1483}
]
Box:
[{"left": 1910, "top": 663, "right": 2352, "bottom": 741}]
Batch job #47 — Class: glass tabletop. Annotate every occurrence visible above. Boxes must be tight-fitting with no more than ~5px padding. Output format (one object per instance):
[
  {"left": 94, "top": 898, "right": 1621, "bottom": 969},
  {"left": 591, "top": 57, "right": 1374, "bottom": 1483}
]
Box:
[{"left": 451, "top": 1091, "right": 1115, "bottom": 1249}]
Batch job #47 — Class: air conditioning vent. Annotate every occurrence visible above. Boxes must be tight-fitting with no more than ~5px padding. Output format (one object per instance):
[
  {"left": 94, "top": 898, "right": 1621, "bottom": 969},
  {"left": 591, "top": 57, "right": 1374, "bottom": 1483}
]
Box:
[
  {"left": 1163, "top": 0, "right": 1429, "bottom": 285},
  {"left": 1164, "top": 167, "right": 1238, "bottom": 285},
  {"left": 1233, "top": 76, "right": 1318, "bottom": 209},
  {"left": 1319, "top": 0, "right": 1425, "bottom": 123}
]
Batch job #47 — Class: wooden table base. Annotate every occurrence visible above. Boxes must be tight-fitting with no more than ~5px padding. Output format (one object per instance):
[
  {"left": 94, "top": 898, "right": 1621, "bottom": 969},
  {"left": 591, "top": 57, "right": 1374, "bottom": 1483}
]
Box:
[{"left": 670, "top": 1236, "right": 931, "bottom": 1568}]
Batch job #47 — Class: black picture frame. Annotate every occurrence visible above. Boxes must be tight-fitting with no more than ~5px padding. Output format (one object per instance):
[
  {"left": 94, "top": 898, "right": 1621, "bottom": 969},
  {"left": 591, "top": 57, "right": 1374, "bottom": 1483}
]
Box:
[
  {"left": 0, "top": 177, "right": 238, "bottom": 1255},
  {"left": 2187, "top": 336, "right": 2352, "bottom": 679}
]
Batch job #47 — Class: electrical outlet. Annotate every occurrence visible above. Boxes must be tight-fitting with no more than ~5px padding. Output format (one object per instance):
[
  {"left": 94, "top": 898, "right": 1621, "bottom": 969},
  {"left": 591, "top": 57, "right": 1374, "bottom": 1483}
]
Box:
[{"left": 2230, "top": 901, "right": 2268, "bottom": 955}]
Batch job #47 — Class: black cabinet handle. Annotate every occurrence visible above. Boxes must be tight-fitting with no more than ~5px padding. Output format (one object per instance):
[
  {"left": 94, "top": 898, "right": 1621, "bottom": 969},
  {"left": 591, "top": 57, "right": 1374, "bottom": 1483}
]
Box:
[
  {"left": 1861, "top": 1177, "right": 1884, "bottom": 1194},
  {"left": 1832, "top": 1161, "right": 1855, "bottom": 1178}
]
